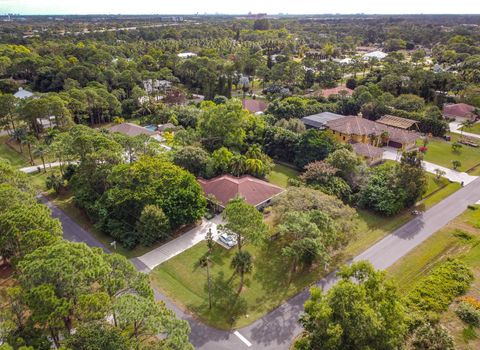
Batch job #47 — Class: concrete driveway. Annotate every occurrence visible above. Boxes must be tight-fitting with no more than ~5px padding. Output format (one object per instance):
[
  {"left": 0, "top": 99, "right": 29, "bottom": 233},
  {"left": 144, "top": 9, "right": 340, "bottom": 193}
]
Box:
[
  {"left": 450, "top": 121, "right": 480, "bottom": 139},
  {"left": 137, "top": 215, "right": 224, "bottom": 270},
  {"left": 383, "top": 147, "right": 477, "bottom": 185}
]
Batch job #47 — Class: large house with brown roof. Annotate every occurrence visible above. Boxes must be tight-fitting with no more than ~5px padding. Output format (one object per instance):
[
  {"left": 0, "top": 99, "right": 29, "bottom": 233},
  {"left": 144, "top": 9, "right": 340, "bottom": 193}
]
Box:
[
  {"left": 326, "top": 116, "right": 419, "bottom": 150},
  {"left": 198, "top": 175, "right": 284, "bottom": 211},
  {"left": 442, "top": 103, "right": 478, "bottom": 121}
]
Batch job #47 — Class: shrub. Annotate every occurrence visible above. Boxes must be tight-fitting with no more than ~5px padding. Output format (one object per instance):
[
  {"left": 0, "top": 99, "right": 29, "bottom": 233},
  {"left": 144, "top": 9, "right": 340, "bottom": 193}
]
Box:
[
  {"left": 456, "top": 301, "right": 480, "bottom": 327},
  {"left": 407, "top": 259, "right": 473, "bottom": 314}
]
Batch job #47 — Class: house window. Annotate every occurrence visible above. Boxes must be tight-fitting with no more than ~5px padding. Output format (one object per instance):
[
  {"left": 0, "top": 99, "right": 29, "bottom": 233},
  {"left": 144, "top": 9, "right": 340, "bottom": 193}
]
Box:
[
  {"left": 332, "top": 131, "right": 335, "bottom": 135},
  {"left": 342, "top": 136, "right": 346, "bottom": 141}
]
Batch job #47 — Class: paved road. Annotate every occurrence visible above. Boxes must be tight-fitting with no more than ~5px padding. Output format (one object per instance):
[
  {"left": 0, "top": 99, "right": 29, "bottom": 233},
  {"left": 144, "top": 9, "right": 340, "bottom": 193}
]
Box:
[{"left": 40, "top": 177, "right": 480, "bottom": 350}]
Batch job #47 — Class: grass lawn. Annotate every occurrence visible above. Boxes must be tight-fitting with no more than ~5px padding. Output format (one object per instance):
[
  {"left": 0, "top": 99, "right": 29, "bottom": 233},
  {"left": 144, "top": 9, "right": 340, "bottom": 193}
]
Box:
[
  {"left": 421, "top": 134, "right": 480, "bottom": 172},
  {"left": 266, "top": 163, "right": 300, "bottom": 188},
  {"left": 387, "top": 206, "right": 480, "bottom": 349},
  {"left": 0, "top": 136, "right": 30, "bottom": 168},
  {"left": 461, "top": 122, "right": 480, "bottom": 136}
]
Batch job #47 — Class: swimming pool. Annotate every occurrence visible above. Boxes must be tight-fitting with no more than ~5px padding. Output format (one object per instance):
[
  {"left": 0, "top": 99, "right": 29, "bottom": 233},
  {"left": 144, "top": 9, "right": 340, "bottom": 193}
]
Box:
[{"left": 144, "top": 124, "right": 157, "bottom": 132}]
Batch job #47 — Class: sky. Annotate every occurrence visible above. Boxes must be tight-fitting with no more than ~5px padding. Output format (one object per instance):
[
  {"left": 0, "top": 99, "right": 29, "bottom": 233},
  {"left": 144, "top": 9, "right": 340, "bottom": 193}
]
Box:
[{"left": 1, "top": 0, "right": 479, "bottom": 15}]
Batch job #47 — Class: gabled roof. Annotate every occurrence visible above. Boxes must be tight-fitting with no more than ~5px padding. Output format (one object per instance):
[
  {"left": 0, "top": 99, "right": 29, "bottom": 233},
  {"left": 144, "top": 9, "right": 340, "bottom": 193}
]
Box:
[
  {"left": 242, "top": 99, "right": 268, "bottom": 114},
  {"left": 351, "top": 142, "right": 384, "bottom": 159},
  {"left": 108, "top": 123, "right": 155, "bottom": 137},
  {"left": 198, "top": 175, "right": 284, "bottom": 207},
  {"left": 301, "top": 112, "right": 349, "bottom": 129},
  {"left": 326, "top": 116, "right": 419, "bottom": 145},
  {"left": 442, "top": 103, "right": 476, "bottom": 118},
  {"left": 377, "top": 115, "right": 418, "bottom": 129}
]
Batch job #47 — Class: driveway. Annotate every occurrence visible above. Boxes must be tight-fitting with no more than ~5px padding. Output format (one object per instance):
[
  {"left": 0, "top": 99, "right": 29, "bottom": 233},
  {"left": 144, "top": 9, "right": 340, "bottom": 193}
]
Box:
[
  {"left": 41, "top": 177, "right": 480, "bottom": 350},
  {"left": 383, "top": 147, "right": 477, "bottom": 185},
  {"left": 20, "top": 161, "right": 77, "bottom": 174},
  {"left": 450, "top": 121, "right": 480, "bottom": 139},
  {"left": 137, "top": 215, "right": 224, "bottom": 270}
]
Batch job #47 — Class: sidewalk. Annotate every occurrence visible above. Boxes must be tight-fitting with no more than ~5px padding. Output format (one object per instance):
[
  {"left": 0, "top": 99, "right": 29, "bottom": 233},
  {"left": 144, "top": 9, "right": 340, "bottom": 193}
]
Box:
[
  {"left": 383, "top": 147, "right": 477, "bottom": 185},
  {"left": 137, "top": 215, "right": 224, "bottom": 270},
  {"left": 20, "top": 161, "right": 76, "bottom": 174},
  {"left": 449, "top": 122, "right": 480, "bottom": 139}
]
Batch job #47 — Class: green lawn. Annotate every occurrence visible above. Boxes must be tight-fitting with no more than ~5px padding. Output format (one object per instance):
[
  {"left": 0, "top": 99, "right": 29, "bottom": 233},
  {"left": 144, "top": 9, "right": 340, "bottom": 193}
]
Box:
[
  {"left": 266, "top": 163, "right": 300, "bottom": 188},
  {"left": 0, "top": 136, "right": 30, "bottom": 168},
  {"left": 387, "top": 206, "right": 480, "bottom": 349},
  {"left": 151, "top": 240, "right": 336, "bottom": 329},
  {"left": 421, "top": 134, "right": 480, "bottom": 172},
  {"left": 461, "top": 122, "right": 480, "bottom": 136}
]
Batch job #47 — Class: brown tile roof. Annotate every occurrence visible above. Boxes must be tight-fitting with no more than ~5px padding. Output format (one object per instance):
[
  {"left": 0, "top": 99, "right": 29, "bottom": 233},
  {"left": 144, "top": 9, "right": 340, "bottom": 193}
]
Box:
[
  {"left": 377, "top": 115, "right": 418, "bottom": 129},
  {"left": 351, "top": 142, "right": 384, "bottom": 159},
  {"left": 198, "top": 175, "right": 284, "bottom": 207},
  {"left": 108, "top": 123, "right": 155, "bottom": 137},
  {"left": 242, "top": 99, "right": 268, "bottom": 113},
  {"left": 321, "top": 86, "right": 353, "bottom": 98},
  {"left": 442, "top": 103, "right": 476, "bottom": 119},
  {"left": 326, "top": 116, "right": 419, "bottom": 145}
]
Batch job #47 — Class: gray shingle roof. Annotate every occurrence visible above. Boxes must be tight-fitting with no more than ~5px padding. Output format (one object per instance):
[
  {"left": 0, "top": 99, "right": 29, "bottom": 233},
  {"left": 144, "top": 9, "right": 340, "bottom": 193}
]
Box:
[{"left": 301, "top": 112, "right": 349, "bottom": 129}]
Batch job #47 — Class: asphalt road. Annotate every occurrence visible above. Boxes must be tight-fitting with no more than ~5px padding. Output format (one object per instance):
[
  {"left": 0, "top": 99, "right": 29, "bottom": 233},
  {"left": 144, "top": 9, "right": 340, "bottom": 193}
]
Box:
[{"left": 41, "top": 176, "right": 480, "bottom": 350}]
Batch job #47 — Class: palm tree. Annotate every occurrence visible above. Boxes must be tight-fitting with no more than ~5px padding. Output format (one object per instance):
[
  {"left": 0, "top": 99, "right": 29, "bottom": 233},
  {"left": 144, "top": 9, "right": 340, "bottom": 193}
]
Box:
[
  {"left": 245, "top": 158, "right": 264, "bottom": 177},
  {"left": 12, "top": 128, "right": 27, "bottom": 154},
  {"left": 22, "top": 135, "right": 37, "bottom": 165},
  {"left": 231, "top": 251, "right": 253, "bottom": 293},
  {"left": 33, "top": 143, "right": 49, "bottom": 172},
  {"left": 230, "top": 154, "right": 246, "bottom": 176}
]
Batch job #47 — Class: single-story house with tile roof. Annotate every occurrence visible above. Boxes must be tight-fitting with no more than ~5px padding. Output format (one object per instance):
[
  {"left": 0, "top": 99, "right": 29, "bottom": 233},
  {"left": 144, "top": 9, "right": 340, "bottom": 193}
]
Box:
[
  {"left": 242, "top": 99, "right": 268, "bottom": 114},
  {"left": 351, "top": 142, "right": 384, "bottom": 166},
  {"left": 198, "top": 175, "right": 284, "bottom": 211},
  {"left": 109, "top": 123, "right": 156, "bottom": 137},
  {"left": 326, "top": 116, "right": 419, "bottom": 150},
  {"left": 442, "top": 103, "right": 478, "bottom": 121},
  {"left": 301, "top": 112, "right": 350, "bottom": 130},
  {"left": 377, "top": 115, "right": 419, "bottom": 131}
]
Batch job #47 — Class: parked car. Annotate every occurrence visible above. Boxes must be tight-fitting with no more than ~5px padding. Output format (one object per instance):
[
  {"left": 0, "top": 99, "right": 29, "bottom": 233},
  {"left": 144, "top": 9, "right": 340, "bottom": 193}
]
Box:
[{"left": 219, "top": 233, "right": 237, "bottom": 247}]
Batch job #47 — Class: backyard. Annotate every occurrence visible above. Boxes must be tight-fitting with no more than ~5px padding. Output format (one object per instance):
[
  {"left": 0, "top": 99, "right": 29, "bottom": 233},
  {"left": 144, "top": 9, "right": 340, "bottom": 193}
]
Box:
[
  {"left": 0, "top": 136, "right": 31, "bottom": 168},
  {"left": 387, "top": 205, "right": 480, "bottom": 349},
  {"left": 266, "top": 162, "right": 300, "bottom": 188},
  {"left": 421, "top": 134, "right": 480, "bottom": 172}
]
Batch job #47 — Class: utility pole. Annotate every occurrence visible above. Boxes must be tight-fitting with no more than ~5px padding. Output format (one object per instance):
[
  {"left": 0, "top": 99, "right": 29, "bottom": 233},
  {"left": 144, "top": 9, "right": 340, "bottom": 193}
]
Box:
[{"left": 206, "top": 255, "right": 212, "bottom": 309}]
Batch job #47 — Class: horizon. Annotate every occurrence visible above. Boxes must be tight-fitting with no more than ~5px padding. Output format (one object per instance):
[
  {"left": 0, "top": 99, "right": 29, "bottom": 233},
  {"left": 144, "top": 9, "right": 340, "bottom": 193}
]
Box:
[{"left": 1, "top": 0, "right": 480, "bottom": 16}]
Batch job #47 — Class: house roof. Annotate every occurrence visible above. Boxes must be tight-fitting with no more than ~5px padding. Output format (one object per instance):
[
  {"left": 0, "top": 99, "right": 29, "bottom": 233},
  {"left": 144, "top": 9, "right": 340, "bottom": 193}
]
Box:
[
  {"left": 242, "top": 99, "right": 268, "bottom": 114},
  {"left": 377, "top": 115, "right": 418, "bottom": 129},
  {"left": 363, "top": 51, "right": 388, "bottom": 60},
  {"left": 198, "top": 175, "right": 284, "bottom": 207},
  {"left": 442, "top": 103, "right": 476, "bottom": 118},
  {"left": 351, "top": 142, "right": 384, "bottom": 159},
  {"left": 13, "top": 88, "right": 34, "bottom": 99},
  {"left": 321, "top": 86, "right": 353, "bottom": 98},
  {"left": 301, "top": 112, "right": 349, "bottom": 129},
  {"left": 108, "top": 123, "right": 155, "bottom": 137},
  {"left": 326, "top": 116, "right": 419, "bottom": 145}
]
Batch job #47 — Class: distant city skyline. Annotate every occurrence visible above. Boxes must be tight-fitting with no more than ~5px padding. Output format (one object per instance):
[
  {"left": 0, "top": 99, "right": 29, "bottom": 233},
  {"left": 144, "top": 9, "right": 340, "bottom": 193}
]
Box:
[{"left": 1, "top": 0, "right": 479, "bottom": 15}]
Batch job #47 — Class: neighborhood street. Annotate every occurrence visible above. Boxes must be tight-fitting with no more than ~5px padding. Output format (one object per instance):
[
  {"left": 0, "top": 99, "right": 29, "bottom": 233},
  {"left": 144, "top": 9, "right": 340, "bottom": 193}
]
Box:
[{"left": 42, "top": 176, "right": 480, "bottom": 350}]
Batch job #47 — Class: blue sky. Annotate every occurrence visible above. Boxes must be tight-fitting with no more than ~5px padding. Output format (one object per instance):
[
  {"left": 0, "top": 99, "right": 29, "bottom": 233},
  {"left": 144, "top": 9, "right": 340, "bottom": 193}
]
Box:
[{"left": 1, "top": 0, "right": 479, "bottom": 15}]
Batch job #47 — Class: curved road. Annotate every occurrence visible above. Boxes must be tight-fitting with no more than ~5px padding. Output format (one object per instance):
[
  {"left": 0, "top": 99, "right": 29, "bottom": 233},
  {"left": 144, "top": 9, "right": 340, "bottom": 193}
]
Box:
[{"left": 41, "top": 176, "right": 480, "bottom": 350}]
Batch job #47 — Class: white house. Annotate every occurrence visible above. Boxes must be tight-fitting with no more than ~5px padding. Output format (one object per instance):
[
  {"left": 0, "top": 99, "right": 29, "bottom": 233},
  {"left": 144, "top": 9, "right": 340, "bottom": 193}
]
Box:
[
  {"left": 13, "top": 87, "right": 34, "bottom": 99},
  {"left": 363, "top": 51, "right": 388, "bottom": 61},
  {"left": 177, "top": 52, "right": 197, "bottom": 59}
]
